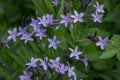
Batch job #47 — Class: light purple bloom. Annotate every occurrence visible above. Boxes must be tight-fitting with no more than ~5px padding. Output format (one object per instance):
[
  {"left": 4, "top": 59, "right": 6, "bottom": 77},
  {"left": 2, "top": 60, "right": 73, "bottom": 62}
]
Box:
[
  {"left": 94, "top": 1, "right": 105, "bottom": 13},
  {"left": 60, "top": 13, "right": 73, "bottom": 27},
  {"left": 1, "top": 38, "right": 10, "bottom": 48},
  {"left": 20, "top": 33, "right": 34, "bottom": 44},
  {"left": 50, "top": 57, "right": 61, "bottom": 68},
  {"left": 71, "top": 10, "right": 84, "bottom": 23},
  {"left": 17, "top": 27, "right": 28, "bottom": 36},
  {"left": 96, "top": 36, "right": 108, "bottom": 50},
  {"left": 46, "top": 14, "right": 54, "bottom": 24},
  {"left": 80, "top": 56, "right": 88, "bottom": 67},
  {"left": 48, "top": 35, "right": 60, "bottom": 49},
  {"left": 92, "top": 13, "right": 103, "bottom": 23},
  {"left": 25, "top": 57, "right": 38, "bottom": 69},
  {"left": 30, "top": 18, "right": 40, "bottom": 27},
  {"left": 38, "top": 16, "right": 48, "bottom": 27},
  {"left": 19, "top": 70, "right": 33, "bottom": 80},
  {"left": 35, "top": 28, "right": 47, "bottom": 40},
  {"left": 39, "top": 57, "right": 48, "bottom": 71},
  {"left": 53, "top": 0, "right": 59, "bottom": 6},
  {"left": 69, "top": 46, "right": 82, "bottom": 60},
  {"left": 67, "top": 62, "right": 77, "bottom": 80},
  {"left": 30, "top": 18, "right": 41, "bottom": 32},
  {"left": 55, "top": 63, "right": 68, "bottom": 74},
  {"left": 7, "top": 27, "right": 18, "bottom": 42}
]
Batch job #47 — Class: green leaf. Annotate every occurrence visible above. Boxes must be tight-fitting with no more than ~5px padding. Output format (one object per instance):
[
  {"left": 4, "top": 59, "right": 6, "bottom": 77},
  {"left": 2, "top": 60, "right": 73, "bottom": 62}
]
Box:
[
  {"left": 100, "top": 50, "right": 117, "bottom": 59},
  {"left": 100, "top": 35, "right": 120, "bottom": 60}
]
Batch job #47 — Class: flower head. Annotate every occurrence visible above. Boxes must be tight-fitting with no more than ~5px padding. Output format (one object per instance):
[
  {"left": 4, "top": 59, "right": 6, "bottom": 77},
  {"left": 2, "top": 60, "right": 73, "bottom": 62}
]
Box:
[
  {"left": 50, "top": 57, "right": 61, "bottom": 68},
  {"left": 25, "top": 57, "right": 38, "bottom": 69},
  {"left": 38, "top": 16, "right": 48, "bottom": 27},
  {"left": 94, "top": 1, "right": 105, "bottom": 13},
  {"left": 53, "top": 0, "right": 59, "bottom": 6},
  {"left": 96, "top": 36, "right": 108, "bottom": 50},
  {"left": 19, "top": 70, "right": 33, "bottom": 80},
  {"left": 39, "top": 57, "right": 49, "bottom": 71},
  {"left": 20, "top": 33, "right": 34, "bottom": 44},
  {"left": 35, "top": 28, "right": 47, "bottom": 40},
  {"left": 17, "top": 27, "right": 28, "bottom": 36},
  {"left": 7, "top": 27, "right": 18, "bottom": 42},
  {"left": 30, "top": 18, "right": 41, "bottom": 32},
  {"left": 46, "top": 14, "right": 54, "bottom": 24},
  {"left": 60, "top": 13, "right": 73, "bottom": 27},
  {"left": 55, "top": 63, "right": 68, "bottom": 74},
  {"left": 1, "top": 38, "right": 10, "bottom": 48},
  {"left": 71, "top": 10, "right": 84, "bottom": 23},
  {"left": 69, "top": 46, "right": 82, "bottom": 60},
  {"left": 48, "top": 35, "right": 60, "bottom": 49},
  {"left": 92, "top": 13, "right": 103, "bottom": 23},
  {"left": 80, "top": 56, "right": 88, "bottom": 67}
]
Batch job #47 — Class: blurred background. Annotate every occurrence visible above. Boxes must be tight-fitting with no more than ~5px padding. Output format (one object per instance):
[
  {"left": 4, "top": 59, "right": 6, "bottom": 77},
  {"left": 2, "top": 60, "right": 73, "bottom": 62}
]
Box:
[{"left": 0, "top": 0, "right": 120, "bottom": 80}]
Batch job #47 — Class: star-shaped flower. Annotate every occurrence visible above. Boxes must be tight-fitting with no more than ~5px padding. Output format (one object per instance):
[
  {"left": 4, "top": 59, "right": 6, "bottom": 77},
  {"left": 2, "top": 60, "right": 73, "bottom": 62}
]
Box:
[
  {"left": 94, "top": 1, "right": 105, "bottom": 13},
  {"left": 30, "top": 18, "right": 41, "bottom": 32},
  {"left": 71, "top": 10, "right": 84, "bottom": 23},
  {"left": 60, "top": 13, "right": 73, "bottom": 27},
  {"left": 35, "top": 28, "right": 47, "bottom": 40},
  {"left": 38, "top": 16, "right": 48, "bottom": 27},
  {"left": 66, "top": 62, "right": 76, "bottom": 79},
  {"left": 46, "top": 14, "right": 54, "bottom": 24},
  {"left": 48, "top": 35, "right": 60, "bottom": 49},
  {"left": 53, "top": 0, "right": 59, "bottom": 6},
  {"left": 7, "top": 27, "right": 18, "bottom": 42},
  {"left": 80, "top": 56, "right": 88, "bottom": 67},
  {"left": 92, "top": 13, "right": 103, "bottom": 23},
  {"left": 69, "top": 46, "right": 82, "bottom": 60},
  {"left": 20, "top": 33, "right": 34, "bottom": 44},
  {"left": 55, "top": 63, "right": 68, "bottom": 74},
  {"left": 19, "top": 70, "right": 33, "bottom": 80},
  {"left": 17, "top": 27, "right": 28, "bottom": 36},
  {"left": 96, "top": 36, "right": 108, "bottom": 50},
  {"left": 50, "top": 57, "right": 60, "bottom": 68},
  {"left": 25, "top": 57, "right": 38, "bottom": 69},
  {"left": 39, "top": 57, "right": 49, "bottom": 71}
]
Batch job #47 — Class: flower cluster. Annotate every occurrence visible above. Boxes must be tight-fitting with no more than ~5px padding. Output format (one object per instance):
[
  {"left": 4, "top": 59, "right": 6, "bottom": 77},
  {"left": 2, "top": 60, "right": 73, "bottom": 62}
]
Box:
[
  {"left": 19, "top": 57, "right": 77, "bottom": 80},
  {"left": 92, "top": 1, "right": 105, "bottom": 23},
  {"left": 2, "top": 1, "right": 105, "bottom": 49},
  {"left": 1, "top": 0, "right": 108, "bottom": 80}
]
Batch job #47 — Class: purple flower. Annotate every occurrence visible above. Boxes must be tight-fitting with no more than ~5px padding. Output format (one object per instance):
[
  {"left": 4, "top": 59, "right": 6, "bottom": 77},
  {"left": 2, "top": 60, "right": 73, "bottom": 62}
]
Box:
[
  {"left": 19, "top": 70, "right": 33, "bottom": 80},
  {"left": 20, "top": 33, "right": 34, "bottom": 44},
  {"left": 35, "top": 28, "right": 47, "bottom": 40},
  {"left": 53, "top": 0, "right": 59, "bottom": 6},
  {"left": 7, "top": 27, "right": 18, "bottom": 42},
  {"left": 55, "top": 63, "right": 68, "bottom": 74},
  {"left": 69, "top": 46, "right": 82, "bottom": 60},
  {"left": 96, "top": 36, "right": 108, "bottom": 50},
  {"left": 80, "top": 56, "right": 88, "bottom": 67},
  {"left": 38, "top": 16, "right": 48, "bottom": 27},
  {"left": 17, "top": 27, "right": 28, "bottom": 36},
  {"left": 60, "top": 13, "right": 73, "bottom": 27},
  {"left": 94, "top": 1, "right": 105, "bottom": 13},
  {"left": 67, "top": 62, "right": 77, "bottom": 80},
  {"left": 46, "top": 14, "right": 54, "bottom": 24},
  {"left": 25, "top": 57, "right": 38, "bottom": 69},
  {"left": 30, "top": 18, "right": 41, "bottom": 32},
  {"left": 92, "top": 13, "right": 103, "bottom": 23},
  {"left": 1, "top": 38, "right": 10, "bottom": 48},
  {"left": 48, "top": 35, "right": 60, "bottom": 49},
  {"left": 39, "top": 57, "right": 48, "bottom": 71},
  {"left": 71, "top": 10, "right": 84, "bottom": 23},
  {"left": 50, "top": 57, "right": 61, "bottom": 68}
]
